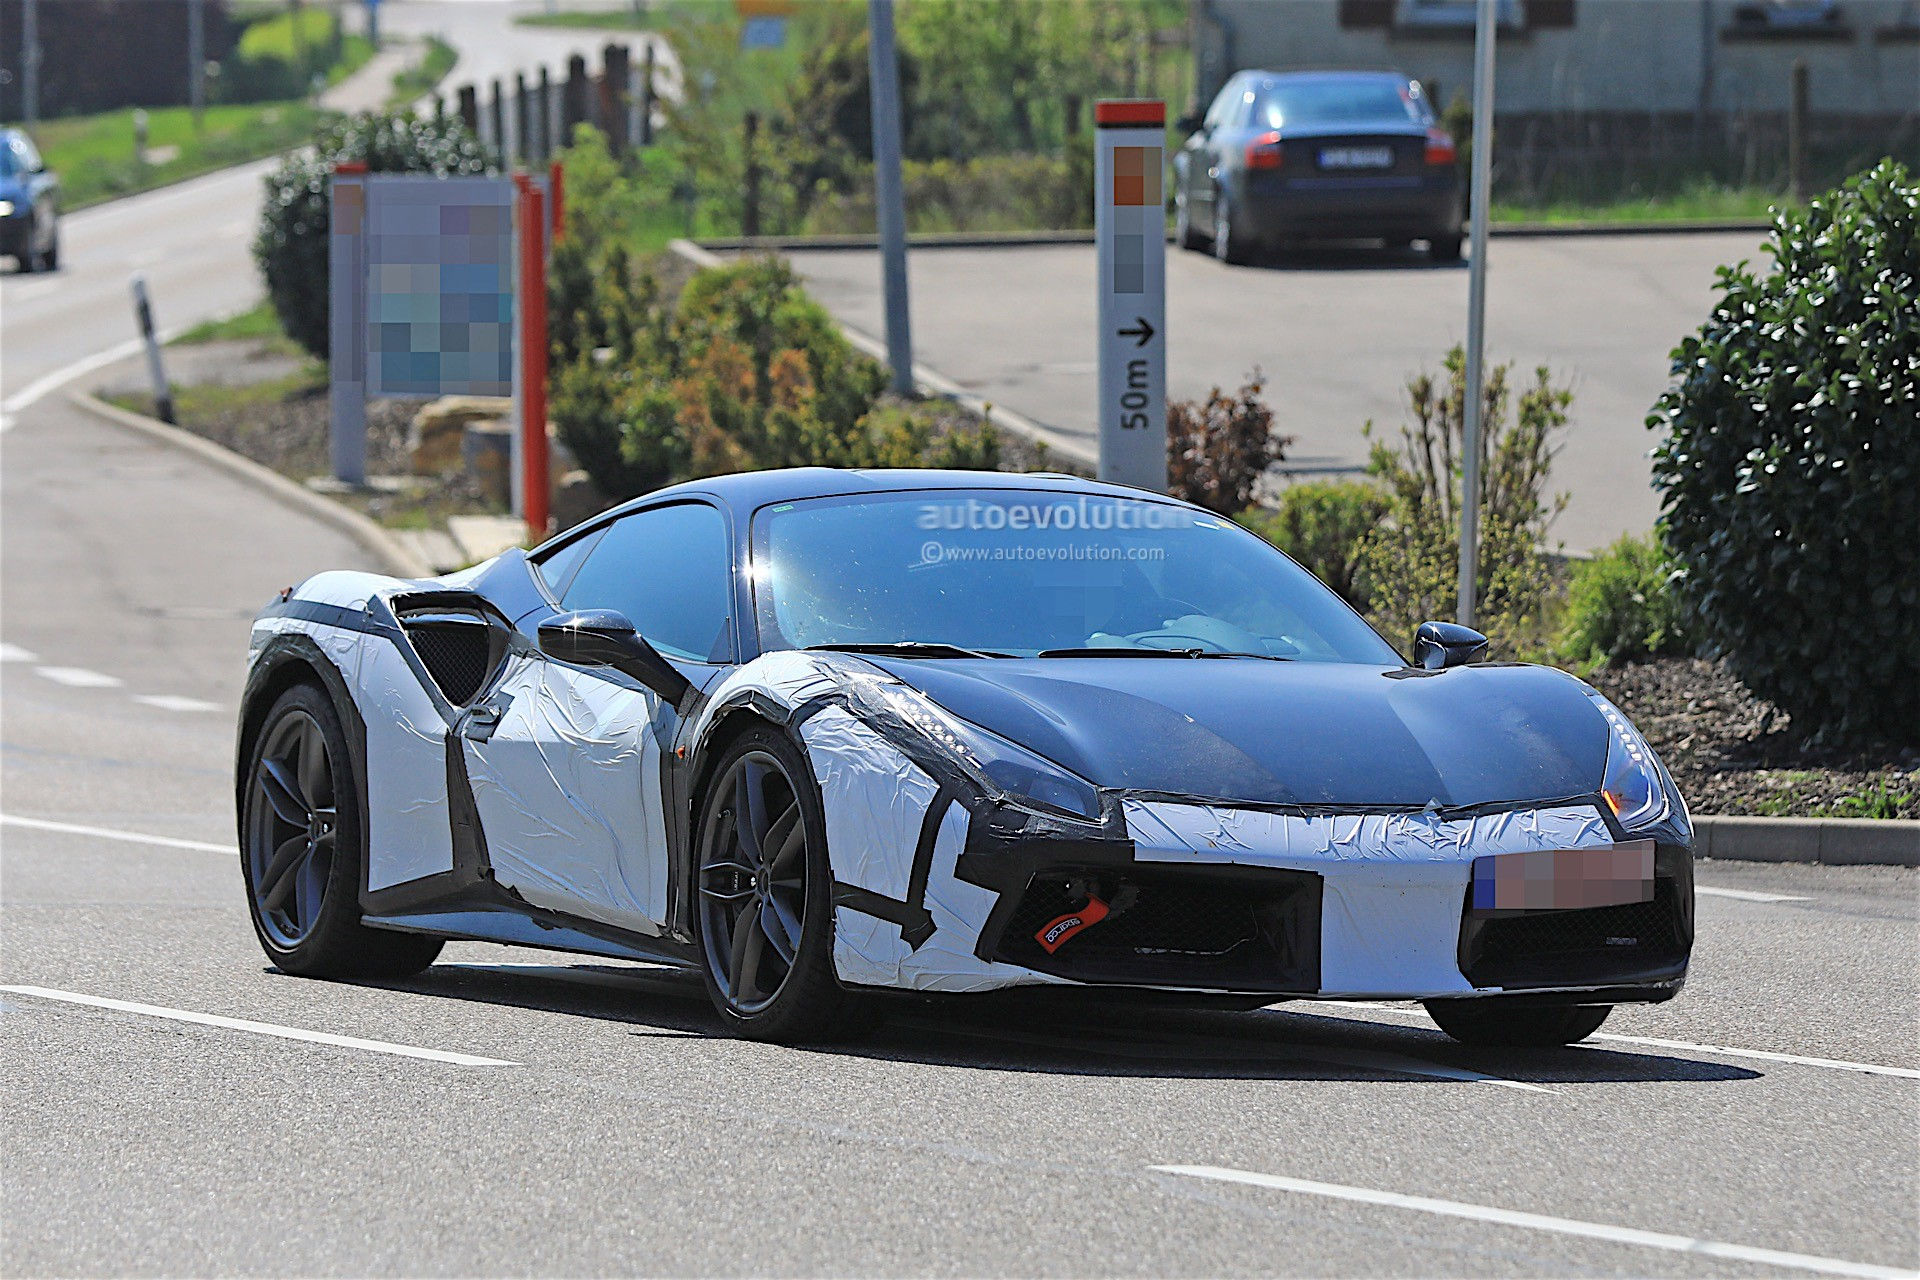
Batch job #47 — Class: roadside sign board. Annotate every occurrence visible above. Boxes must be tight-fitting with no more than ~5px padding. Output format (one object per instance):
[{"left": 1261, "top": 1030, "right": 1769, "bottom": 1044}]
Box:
[
  {"left": 1094, "top": 98, "right": 1167, "bottom": 492},
  {"left": 329, "top": 170, "right": 531, "bottom": 492}
]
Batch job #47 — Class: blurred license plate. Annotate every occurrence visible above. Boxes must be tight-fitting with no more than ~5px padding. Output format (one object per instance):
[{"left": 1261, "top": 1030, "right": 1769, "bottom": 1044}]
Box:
[
  {"left": 1319, "top": 146, "right": 1394, "bottom": 169},
  {"left": 1469, "top": 841, "right": 1655, "bottom": 916}
]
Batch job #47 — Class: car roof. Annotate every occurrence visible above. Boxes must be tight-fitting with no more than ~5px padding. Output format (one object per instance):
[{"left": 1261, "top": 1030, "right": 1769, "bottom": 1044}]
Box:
[
  {"left": 533, "top": 467, "right": 1207, "bottom": 554},
  {"left": 1245, "top": 69, "right": 1413, "bottom": 85}
]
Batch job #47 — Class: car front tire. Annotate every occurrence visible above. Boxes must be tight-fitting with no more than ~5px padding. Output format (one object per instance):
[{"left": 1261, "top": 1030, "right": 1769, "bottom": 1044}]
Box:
[
  {"left": 1430, "top": 233, "right": 1464, "bottom": 263},
  {"left": 1213, "top": 191, "right": 1251, "bottom": 265},
  {"left": 1423, "top": 998, "right": 1611, "bottom": 1046},
  {"left": 694, "top": 726, "right": 877, "bottom": 1043},
  {"left": 1175, "top": 190, "right": 1205, "bottom": 251},
  {"left": 241, "top": 682, "right": 442, "bottom": 979}
]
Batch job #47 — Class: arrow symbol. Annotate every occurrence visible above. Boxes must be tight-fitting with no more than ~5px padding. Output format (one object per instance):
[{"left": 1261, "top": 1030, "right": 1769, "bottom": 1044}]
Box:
[{"left": 1117, "top": 317, "right": 1155, "bottom": 347}]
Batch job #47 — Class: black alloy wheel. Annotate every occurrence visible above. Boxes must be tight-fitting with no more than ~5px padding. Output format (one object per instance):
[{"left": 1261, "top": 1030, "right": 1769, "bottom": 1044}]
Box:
[
  {"left": 241, "top": 683, "right": 441, "bottom": 978},
  {"left": 249, "top": 705, "right": 338, "bottom": 948},
  {"left": 695, "top": 728, "right": 876, "bottom": 1041}
]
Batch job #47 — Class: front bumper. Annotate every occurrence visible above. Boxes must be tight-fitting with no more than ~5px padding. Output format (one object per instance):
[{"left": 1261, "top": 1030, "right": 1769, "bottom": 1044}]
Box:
[
  {"left": 789, "top": 683, "right": 1689, "bottom": 1003},
  {"left": 0, "top": 214, "right": 32, "bottom": 259}
]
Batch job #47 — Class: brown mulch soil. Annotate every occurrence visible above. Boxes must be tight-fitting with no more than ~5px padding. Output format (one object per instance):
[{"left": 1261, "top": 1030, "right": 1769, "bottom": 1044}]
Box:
[
  {"left": 114, "top": 365, "right": 505, "bottom": 531},
  {"left": 1586, "top": 657, "right": 1920, "bottom": 819}
]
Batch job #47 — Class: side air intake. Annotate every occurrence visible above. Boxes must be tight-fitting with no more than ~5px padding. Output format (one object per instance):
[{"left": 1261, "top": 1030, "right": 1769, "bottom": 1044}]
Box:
[{"left": 398, "top": 611, "right": 502, "bottom": 707}]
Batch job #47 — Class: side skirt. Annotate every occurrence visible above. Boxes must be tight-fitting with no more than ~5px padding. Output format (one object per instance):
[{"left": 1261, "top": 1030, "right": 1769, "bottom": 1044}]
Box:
[{"left": 364, "top": 906, "right": 700, "bottom": 969}]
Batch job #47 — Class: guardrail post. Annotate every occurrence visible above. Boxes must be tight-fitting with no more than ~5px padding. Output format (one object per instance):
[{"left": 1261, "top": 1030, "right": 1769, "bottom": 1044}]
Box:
[{"left": 130, "top": 275, "right": 176, "bottom": 425}]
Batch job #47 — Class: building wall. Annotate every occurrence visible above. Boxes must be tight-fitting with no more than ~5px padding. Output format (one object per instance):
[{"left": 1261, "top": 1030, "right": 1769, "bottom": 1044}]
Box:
[{"left": 1196, "top": 0, "right": 1920, "bottom": 118}]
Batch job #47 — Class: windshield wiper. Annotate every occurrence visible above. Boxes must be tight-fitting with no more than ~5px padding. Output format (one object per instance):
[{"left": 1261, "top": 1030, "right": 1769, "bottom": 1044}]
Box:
[
  {"left": 807, "top": 642, "right": 1012, "bottom": 660},
  {"left": 1034, "top": 647, "right": 1292, "bottom": 660}
]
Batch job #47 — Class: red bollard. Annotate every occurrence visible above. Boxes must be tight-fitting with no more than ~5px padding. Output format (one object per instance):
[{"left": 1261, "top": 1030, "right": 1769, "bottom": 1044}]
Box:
[{"left": 516, "top": 175, "right": 550, "bottom": 541}]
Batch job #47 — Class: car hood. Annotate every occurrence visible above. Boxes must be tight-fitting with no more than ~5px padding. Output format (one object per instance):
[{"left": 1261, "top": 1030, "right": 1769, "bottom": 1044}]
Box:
[{"left": 866, "top": 657, "right": 1610, "bottom": 810}]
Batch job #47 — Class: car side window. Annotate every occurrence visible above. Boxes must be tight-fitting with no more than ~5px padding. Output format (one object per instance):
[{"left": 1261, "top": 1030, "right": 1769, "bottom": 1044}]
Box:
[
  {"left": 531, "top": 525, "right": 605, "bottom": 600},
  {"left": 560, "top": 502, "right": 733, "bottom": 663},
  {"left": 15, "top": 134, "right": 41, "bottom": 172},
  {"left": 1202, "top": 79, "right": 1236, "bottom": 133}
]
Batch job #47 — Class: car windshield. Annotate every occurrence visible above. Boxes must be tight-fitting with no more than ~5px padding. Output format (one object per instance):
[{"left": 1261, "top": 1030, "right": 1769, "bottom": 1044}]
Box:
[
  {"left": 751, "top": 490, "right": 1404, "bottom": 664},
  {"left": 1254, "top": 79, "right": 1430, "bottom": 129}
]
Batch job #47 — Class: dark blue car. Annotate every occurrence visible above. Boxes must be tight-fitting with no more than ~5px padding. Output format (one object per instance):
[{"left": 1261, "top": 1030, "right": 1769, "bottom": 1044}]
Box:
[
  {"left": 0, "top": 128, "right": 60, "bottom": 273},
  {"left": 1175, "top": 69, "right": 1463, "bottom": 263}
]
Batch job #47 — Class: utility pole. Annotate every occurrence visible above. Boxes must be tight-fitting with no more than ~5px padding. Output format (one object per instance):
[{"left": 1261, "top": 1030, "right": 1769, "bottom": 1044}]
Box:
[
  {"left": 188, "top": 0, "right": 206, "bottom": 127},
  {"left": 866, "top": 0, "right": 913, "bottom": 396},
  {"left": 1457, "top": 0, "right": 1497, "bottom": 628},
  {"left": 22, "top": 0, "right": 41, "bottom": 125},
  {"left": 1788, "top": 60, "right": 1810, "bottom": 203}
]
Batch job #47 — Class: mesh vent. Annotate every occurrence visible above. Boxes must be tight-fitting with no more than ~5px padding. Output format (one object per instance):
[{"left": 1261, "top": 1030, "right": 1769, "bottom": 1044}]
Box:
[
  {"left": 403, "top": 618, "right": 494, "bottom": 706},
  {"left": 1462, "top": 881, "right": 1687, "bottom": 989}
]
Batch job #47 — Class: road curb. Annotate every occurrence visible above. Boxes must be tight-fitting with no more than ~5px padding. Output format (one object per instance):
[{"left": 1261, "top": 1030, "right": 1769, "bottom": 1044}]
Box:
[
  {"left": 668, "top": 239, "right": 1096, "bottom": 469},
  {"left": 67, "top": 388, "right": 432, "bottom": 580},
  {"left": 1694, "top": 815, "right": 1919, "bottom": 867},
  {"left": 695, "top": 218, "right": 1772, "bottom": 255}
]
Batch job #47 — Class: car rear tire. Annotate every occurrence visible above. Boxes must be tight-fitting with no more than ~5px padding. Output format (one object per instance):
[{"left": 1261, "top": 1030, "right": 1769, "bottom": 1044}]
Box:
[
  {"left": 1213, "top": 193, "right": 1251, "bottom": 266},
  {"left": 241, "top": 683, "right": 443, "bottom": 979},
  {"left": 1430, "top": 233, "right": 1463, "bottom": 263},
  {"left": 694, "top": 726, "right": 878, "bottom": 1043},
  {"left": 1423, "top": 999, "right": 1611, "bottom": 1046}
]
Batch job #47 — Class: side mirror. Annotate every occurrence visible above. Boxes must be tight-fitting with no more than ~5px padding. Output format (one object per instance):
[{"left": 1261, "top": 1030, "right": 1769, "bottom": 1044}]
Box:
[
  {"left": 538, "top": 609, "right": 692, "bottom": 705},
  {"left": 1413, "top": 620, "right": 1489, "bottom": 670}
]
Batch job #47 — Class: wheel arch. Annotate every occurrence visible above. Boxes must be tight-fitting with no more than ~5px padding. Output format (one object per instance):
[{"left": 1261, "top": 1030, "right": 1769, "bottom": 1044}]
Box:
[{"left": 236, "top": 633, "right": 369, "bottom": 855}]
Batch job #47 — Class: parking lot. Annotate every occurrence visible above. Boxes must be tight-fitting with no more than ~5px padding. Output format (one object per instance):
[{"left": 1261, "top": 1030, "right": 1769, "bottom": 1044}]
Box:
[{"left": 782, "top": 230, "right": 1768, "bottom": 553}]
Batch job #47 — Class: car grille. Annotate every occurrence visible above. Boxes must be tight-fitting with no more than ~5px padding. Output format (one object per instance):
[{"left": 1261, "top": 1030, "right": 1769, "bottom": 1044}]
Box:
[
  {"left": 1461, "top": 880, "right": 1688, "bottom": 989},
  {"left": 991, "top": 865, "right": 1321, "bottom": 992}
]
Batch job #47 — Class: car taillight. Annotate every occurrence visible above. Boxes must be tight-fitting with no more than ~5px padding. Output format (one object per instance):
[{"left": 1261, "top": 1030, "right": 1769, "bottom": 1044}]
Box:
[
  {"left": 1425, "top": 128, "right": 1457, "bottom": 166},
  {"left": 1245, "top": 131, "right": 1283, "bottom": 170}
]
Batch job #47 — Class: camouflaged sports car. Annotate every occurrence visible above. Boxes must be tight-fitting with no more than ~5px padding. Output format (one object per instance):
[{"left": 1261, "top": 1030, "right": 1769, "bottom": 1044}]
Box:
[{"left": 238, "top": 470, "right": 1693, "bottom": 1043}]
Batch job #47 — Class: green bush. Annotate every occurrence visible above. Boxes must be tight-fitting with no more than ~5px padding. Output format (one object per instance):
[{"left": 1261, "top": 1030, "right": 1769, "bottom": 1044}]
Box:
[
  {"left": 1166, "top": 374, "right": 1289, "bottom": 516},
  {"left": 1560, "top": 534, "right": 1691, "bottom": 666},
  {"left": 1238, "top": 480, "right": 1389, "bottom": 613},
  {"left": 1357, "top": 348, "right": 1570, "bottom": 657},
  {"left": 254, "top": 112, "right": 492, "bottom": 360},
  {"left": 1649, "top": 159, "right": 1919, "bottom": 745}
]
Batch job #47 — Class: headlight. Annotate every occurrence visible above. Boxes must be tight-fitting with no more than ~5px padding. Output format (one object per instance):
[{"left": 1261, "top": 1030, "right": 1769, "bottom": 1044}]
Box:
[
  {"left": 0, "top": 201, "right": 15, "bottom": 216},
  {"left": 1586, "top": 691, "right": 1671, "bottom": 831},
  {"left": 849, "top": 675, "right": 1102, "bottom": 820}
]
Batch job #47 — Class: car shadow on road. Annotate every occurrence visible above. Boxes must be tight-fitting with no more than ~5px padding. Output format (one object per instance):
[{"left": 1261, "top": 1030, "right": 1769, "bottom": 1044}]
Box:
[{"left": 373, "top": 960, "right": 1760, "bottom": 1088}]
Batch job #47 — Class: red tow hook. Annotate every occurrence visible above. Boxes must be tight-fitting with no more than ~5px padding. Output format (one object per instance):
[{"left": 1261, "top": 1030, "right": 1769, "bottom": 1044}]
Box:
[{"left": 1034, "top": 895, "right": 1110, "bottom": 954}]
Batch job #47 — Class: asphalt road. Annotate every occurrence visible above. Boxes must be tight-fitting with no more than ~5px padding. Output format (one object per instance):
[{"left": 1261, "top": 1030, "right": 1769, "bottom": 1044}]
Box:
[
  {"left": 782, "top": 232, "right": 1770, "bottom": 554},
  {"left": 4, "top": 23, "right": 1917, "bottom": 1276}
]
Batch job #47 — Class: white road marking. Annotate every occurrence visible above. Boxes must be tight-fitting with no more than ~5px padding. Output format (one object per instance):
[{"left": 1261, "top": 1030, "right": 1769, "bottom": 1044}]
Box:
[
  {"left": 0, "top": 986, "right": 519, "bottom": 1067},
  {"left": 1580, "top": 1034, "right": 1920, "bottom": 1080},
  {"left": 1698, "top": 885, "right": 1811, "bottom": 903},
  {"left": 131, "top": 693, "right": 223, "bottom": 713},
  {"left": 0, "top": 642, "right": 37, "bottom": 662},
  {"left": 1150, "top": 1165, "right": 1918, "bottom": 1280},
  {"left": 34, "top": 666, "right": 124, "bottom": 688},
  {"left": 0, "top": 335, "right": 153, "bottom": 421},
  {"left": 1308, "top": 1000, "right": 1920, "bottom": 1080},
  {"left": 0, "top": 813, "right": 236, "bottom": 854}
]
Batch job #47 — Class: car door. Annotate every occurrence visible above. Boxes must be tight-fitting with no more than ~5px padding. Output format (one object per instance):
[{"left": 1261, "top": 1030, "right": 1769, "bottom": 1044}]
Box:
[
  {"left": 462, "top": 501, "right": 735, "bottom": 936},
  {"left": 1183, "top": 80, "right": 1237, "bottom": 227}
]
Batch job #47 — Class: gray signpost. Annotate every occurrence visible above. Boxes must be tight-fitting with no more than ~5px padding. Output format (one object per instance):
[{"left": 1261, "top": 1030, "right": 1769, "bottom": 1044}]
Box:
[{"left": 1094, "top": 99, "right": 1167, "bottom": 492}]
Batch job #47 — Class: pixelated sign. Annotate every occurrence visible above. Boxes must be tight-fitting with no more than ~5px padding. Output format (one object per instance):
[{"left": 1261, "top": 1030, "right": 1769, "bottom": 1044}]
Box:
[
  {"left": 329, "top": 171, "right": 524, "bottom": 484},
  {"left": 363, "top": 177, "right": 516, "bottom": 397},
  {"left": 1094, "top": 101, "right": 1166, "bottom": 491}
]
